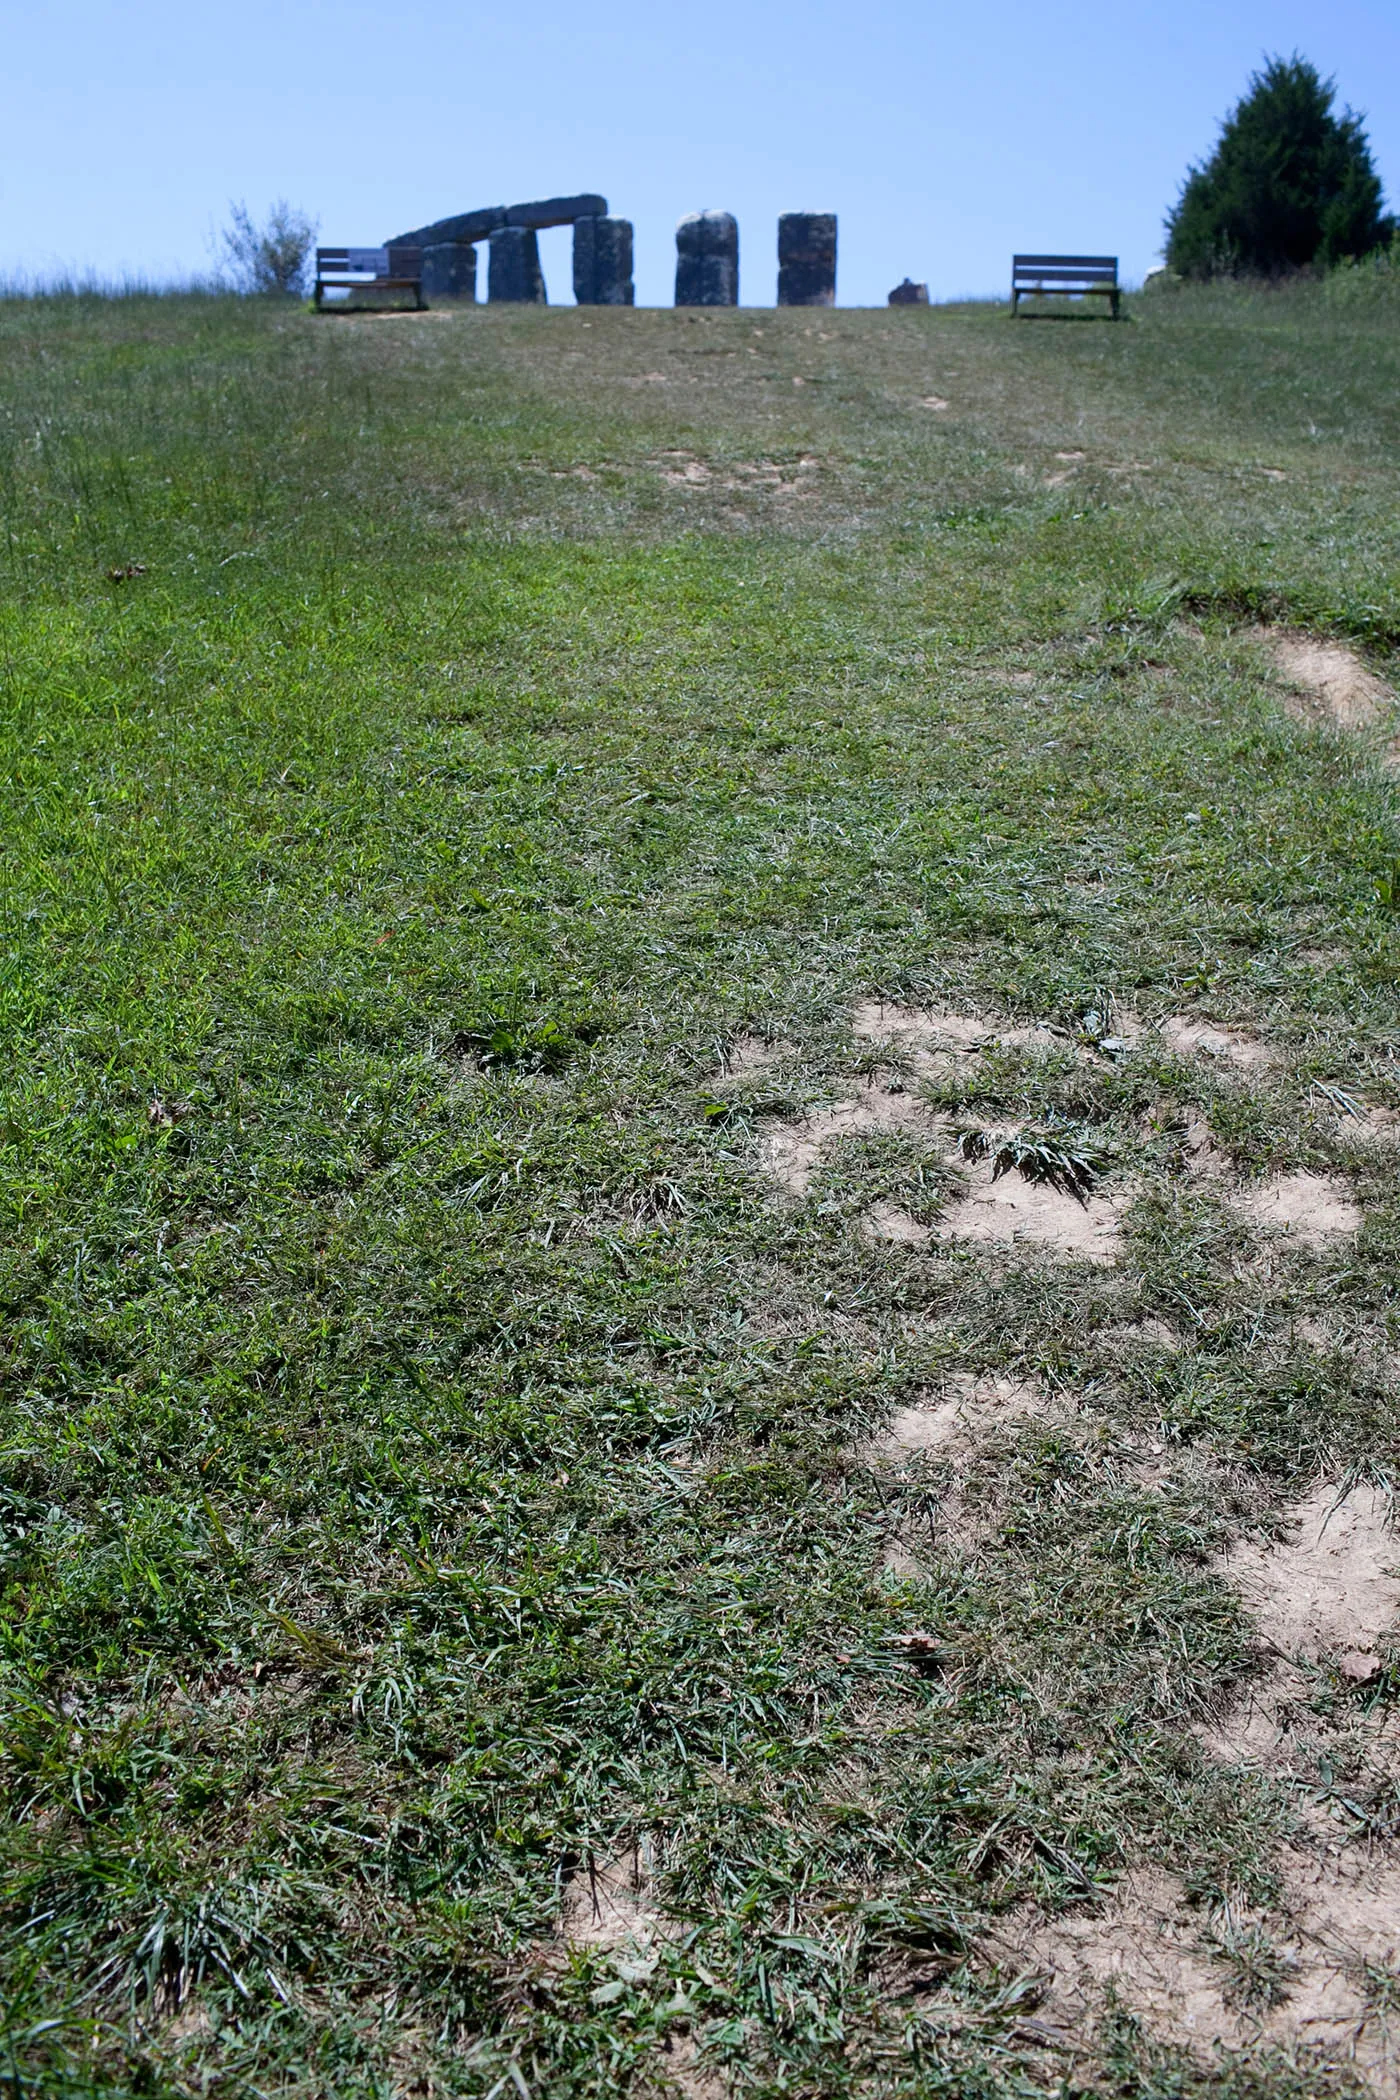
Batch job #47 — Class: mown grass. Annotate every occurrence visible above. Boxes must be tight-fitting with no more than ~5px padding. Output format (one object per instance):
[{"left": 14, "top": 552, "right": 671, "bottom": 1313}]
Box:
[{"left": 1, "top": 278, "right": 1398, "bottom": 2097}]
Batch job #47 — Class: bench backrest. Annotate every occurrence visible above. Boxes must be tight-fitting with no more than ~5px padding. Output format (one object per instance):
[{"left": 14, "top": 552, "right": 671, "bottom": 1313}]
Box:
[
  {"left": 317, "top": 247, "right": 423, "bottom": 279},
  {"left": 1012, "top": 254, "right": 1118, "bottom": 290}
]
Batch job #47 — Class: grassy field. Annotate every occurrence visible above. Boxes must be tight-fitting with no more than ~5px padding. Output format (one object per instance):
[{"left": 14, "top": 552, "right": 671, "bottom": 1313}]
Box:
[{"left": 2, "top": 278, "right": 1399, "bottom": 2099}]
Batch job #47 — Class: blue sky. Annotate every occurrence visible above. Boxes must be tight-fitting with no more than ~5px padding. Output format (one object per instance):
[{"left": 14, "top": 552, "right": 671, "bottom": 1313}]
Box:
[{"left": 5, "top": 0, "right": 1397, "bottom": 304}]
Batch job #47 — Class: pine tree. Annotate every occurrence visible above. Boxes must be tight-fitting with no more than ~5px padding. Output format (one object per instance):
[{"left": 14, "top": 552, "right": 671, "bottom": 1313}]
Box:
[{"left": 1166, "top": 56, "right": 1391, "bottom": 278}]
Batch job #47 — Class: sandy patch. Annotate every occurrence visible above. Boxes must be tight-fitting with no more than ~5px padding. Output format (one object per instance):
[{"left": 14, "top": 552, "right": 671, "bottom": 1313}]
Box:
[
  {"left": 878, "top": 1534, "right": 931, "bottom": 1580},
  {"left": 660, "top": 456, "right": 713, "bottom": 486},
  {"left": 654, "top": 450, "right": 821, "bottom": 495},
  {"left": 1200, "top": 1481, "right": 1400, "bottom": 1777},
  {"left": 939, "top": 1153, "right": 1127, "bottom": 1263},
  {"left": 761, "top": 1010, "right": 1136, "bottom": 1255},
  {"left": 1234, "top": 1172, "right": 1362, "bottom": 1251},
  {"left": 1105, "top": 1315, "right": 1181, "bottom": 1352},
  {"left": 560, "top": 1844, "right": 661, "bottom": 1952},
  {"left": 757, "top": 1084, "right": 929, "bottom": 1197},
  {"left": 919, "top": 395, "right": 950, "bottom": 410},
  {"left": 1174, "top": 1106, "right": 1231, "bottom": 1181},
  {"left": 1219, "top": 1482, "right": 1399, "bottom": 1670},
  {"left": 657, "top": 2033, "right": 727, "bottom": 2099},
  {"left": 875, "top": 1375, "right": 1049, "bottom": 1463},
  {"left": 1162, "top": 1015, "right": 1274, "bottom": 1070},
  {"left": 1261, "top": 629, "right": 1400, "bottom": 762},
  {"left": 987, "top": 1864, "right": 1400, "bottom": 2089},
  {"left": 720, "top": 1034, "right": 789, "bottom": 1080},
  {"left": 872, "top": 1376, "right": 1055, "bottom": 1572},
  {"left": 1314, "top": 1084, "right": 1400, "bottom": 1143},
  {"left": 852, "top": 1000, "right": 1085, "bottom": 1067},
  {"left": 859, "top": 1202, "right": 932, "bottom": 1246},
  {"left": 853, "top": 1000, "right": 991, "bottom": 1056}
]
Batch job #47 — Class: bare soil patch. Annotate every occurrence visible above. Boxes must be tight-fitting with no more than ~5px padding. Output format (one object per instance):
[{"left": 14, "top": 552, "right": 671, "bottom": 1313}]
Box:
[
  {"left": 559, "top": 1843, "right": 662, "bottom": 1952},
  {"left": 719, "top": 1034, "right": 790, "bottom": 1080},
  {"left": 1233, "top": 1172, "right": 1363, "bottom": 1251},
  {"left": 938, "top": 1151, "right": 1127, "bottom": 1264},
  {"left": 1176, "top": 1105, "right": 1231, "bottom": 1180},
  {"left": 761, "top": 1013, "right": 1133, "bottom": 1260},
  {"left": 1162, "top": 1014, "right": 1274, "bottom": 1070},
  {"left": 852, "top": 999, "right": 1086, "bottom": 1068},
  {"left": 986, "top": 1863, "right": 1400, "bottom": 2090},
  {"left": 874, "top": 1375, "right": 1049, "bottom": 1465},
  {"left": 1218, "top": 1482, "right": 1399, "bottom": 1670},
  {"left": 1201, "top": 1480, "right": 1400, "bottom": 1774},
  {"left": 758, "top": 1083, "right": 928, "bottom": 1198},
  {"left": 859, "top": 1201, "right": 932, "bottom": 1246},
  {"left": 872, "top": 1375, "right": 1059, "bottom": 1573},
  {"left": 853, "top": 1000, "right": 990, "bottom": 1059},
  {"left": 1105, "top": 1315, "right": 1181, "bottom": 1351},
  {"left": 1260, "top": 629, "right": 1400, "bottom": 764},
  {"left": 657, "top": 2033, "right": 727, "bottom": 2099},
  {"left": 654, "top": 450, "right": 822, "bottom": 497}
]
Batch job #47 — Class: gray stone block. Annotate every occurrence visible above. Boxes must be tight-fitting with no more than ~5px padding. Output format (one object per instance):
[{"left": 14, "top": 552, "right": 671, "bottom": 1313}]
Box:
[
  {"left": 489, "top": 226, "right": 546, "bottom": 304},
  {"left": 506, "top": 194, "right": 607, "bottom": 231},
  {"left": 573, "top": 217, "right": 634, "bottom": 305},
  {"left": 888, "top": 277, "right": 929, "bottom": 305},
  {"left": 777, "top": 213, "right": 836, "bottom": 306},
  {"left": 389, "top": 196, "right": 607, "bottom": 249},
  {"left": 675, "top": 211, "right": 738, "bottom": 306},
  {"left": 422, "top": 243, "right": 478, "bottom": 300}
]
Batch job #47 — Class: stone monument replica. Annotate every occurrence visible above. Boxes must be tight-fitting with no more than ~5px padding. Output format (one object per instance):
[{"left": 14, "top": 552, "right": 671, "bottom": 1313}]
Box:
[
  {"left": 489, "top": 227, "right": 547, "bottom": 303},
  {"left": 573, "top": 217, "right": 635, "bottom": 305},
  {"left": 777, "top": 214, "right": 837, "bottom": 305},
  {"left": 386, "top": 194, "right": 630, "bottom": 305},
  {"left": 421, "top": 244, "right": 478, "bottom": 300},
  {"left": 675, "top": 211, "right": 739, "bottom": 306}
]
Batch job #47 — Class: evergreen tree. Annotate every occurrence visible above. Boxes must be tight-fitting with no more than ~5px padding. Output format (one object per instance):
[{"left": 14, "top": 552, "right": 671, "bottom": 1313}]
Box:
[{"left": 1166, "top": 56, "right": 1391, "bottom": 277}]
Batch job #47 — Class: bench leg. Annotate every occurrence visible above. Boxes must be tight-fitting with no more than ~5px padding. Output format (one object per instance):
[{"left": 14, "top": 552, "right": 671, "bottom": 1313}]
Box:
[{"left": 1111, "top": 290, "right": 1121, "bottom": 320}]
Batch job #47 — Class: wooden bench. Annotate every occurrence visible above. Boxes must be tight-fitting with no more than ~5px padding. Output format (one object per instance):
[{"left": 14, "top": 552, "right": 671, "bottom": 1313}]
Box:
[
  {"left": 314, "top": 247, "right": 425, "bottom": 312},
  {"left": 1012, "top": 255, "right": 1119, "bottom": 319}
]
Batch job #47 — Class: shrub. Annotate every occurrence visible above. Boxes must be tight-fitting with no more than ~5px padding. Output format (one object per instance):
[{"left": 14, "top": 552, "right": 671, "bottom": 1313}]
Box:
[
  {"left": 1324, "top": 229, "right": 1400, "bottom": 309},
  {"left": 220, "top": 199, "right": 318, "bottom": 297},
  {"left": 1166, "top": 55, "right": 1392, "bottom": 279}
]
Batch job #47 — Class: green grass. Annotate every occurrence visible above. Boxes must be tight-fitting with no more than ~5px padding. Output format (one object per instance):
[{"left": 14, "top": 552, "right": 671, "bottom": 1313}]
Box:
[{"left": 1, "top": 279, "right": 1398, "bottom": 2097}]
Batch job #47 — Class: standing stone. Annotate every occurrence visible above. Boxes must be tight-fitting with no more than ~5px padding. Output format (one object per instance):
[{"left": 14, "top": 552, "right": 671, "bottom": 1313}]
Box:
[
  {"left": 888, "top": 277, "right": 929, "bottom": 305},
  {"left": 422, "top": 243, "right": 478, "bottom": 300},
  {"left": 573, "top": 217, "right": 635, "bottom": 305},
  {"left": 777, "top": 213, "right": 836, "bottom": 306},
  {"left": 675, "top": 211, "right": 738, "bottom": 306},
  {"left": 489, "top": 226, "right": 546, "bottom": 304}
]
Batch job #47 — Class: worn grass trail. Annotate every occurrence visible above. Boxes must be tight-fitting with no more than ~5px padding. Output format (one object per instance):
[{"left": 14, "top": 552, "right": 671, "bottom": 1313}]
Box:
[{"left": 1, "top": 286, "right": 1399, "bottom": 2098}]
